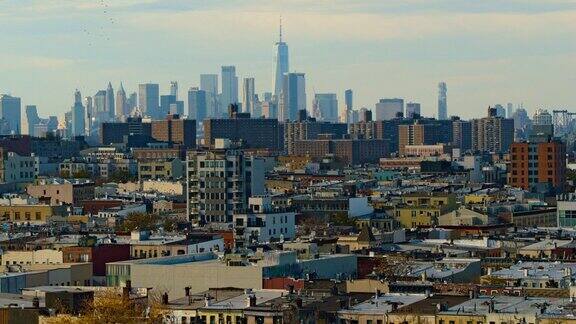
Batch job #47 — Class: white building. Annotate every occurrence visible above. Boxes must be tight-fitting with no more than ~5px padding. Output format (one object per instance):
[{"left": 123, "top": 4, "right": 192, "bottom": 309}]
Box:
[{"left": 233, "top": 196, "right": 296, "bottom": 246}]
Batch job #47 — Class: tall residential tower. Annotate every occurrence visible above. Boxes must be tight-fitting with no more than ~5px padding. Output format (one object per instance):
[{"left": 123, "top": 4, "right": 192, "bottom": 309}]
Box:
[{"left": 438, "top": 82, "right": 447, "bottom": 120}]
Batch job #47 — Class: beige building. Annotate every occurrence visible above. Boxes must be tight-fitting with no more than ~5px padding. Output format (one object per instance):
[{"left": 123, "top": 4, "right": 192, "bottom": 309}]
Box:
[
  {"left": 26, "top": 179, "right": 95, "bottom": 206},
  {"left": 1, "top": 249, "right": 63, "bottom": 266},
  {"left": 138, "top": 158, "right": 183, "bottom": 181},
  {"left": 439, "top": 207, "right": 488, "bottom": 226},
  {"left": 0, "top": 204, "right": 64, "bottom": 224}
]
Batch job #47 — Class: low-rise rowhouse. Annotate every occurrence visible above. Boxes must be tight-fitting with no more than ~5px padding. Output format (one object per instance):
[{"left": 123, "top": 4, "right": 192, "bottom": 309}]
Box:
[
  {"left": 394, "top": 192, "right": 457, "bottom": 228},
  {"left": 0, "top": 204, "right": 67, "bottom": 224},
  {"left": 437, "top": 296, "right": 573, "bottom": 324},
  {"left": 0, "top": 263, "right": 92, "bottom": 293}
]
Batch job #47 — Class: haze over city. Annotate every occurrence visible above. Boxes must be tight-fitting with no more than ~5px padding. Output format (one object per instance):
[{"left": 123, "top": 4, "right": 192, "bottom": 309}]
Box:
[{"left": 1, "top": 0, "right": 576, "bottom": 120}]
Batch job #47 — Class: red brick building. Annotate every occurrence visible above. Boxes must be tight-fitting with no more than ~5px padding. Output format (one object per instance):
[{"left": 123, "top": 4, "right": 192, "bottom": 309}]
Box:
[
  {"left": 62, "top": 244, "right": 131, "bottom": 276},
  {"left": 508, "top": 139, "right": 566, "bottom": 192}
]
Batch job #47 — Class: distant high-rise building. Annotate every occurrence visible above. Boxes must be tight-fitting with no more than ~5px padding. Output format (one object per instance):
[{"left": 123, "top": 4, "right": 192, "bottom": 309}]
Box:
[
  {"left": 169, "top": 101, "right": 184, "bottom": 116},
  {"left": 170, "top": 81, "right": 178, "bottom": 99},
  {"left": 105, "top": 82, "right": 115, "bottom": 120},
  {"left": 284, "top": 118, "right": 348, "bottom": 155},
  {"left": 279, "top": 73, "right": 306, "bottom": 121},
  {"left": 507, "top": 103, "right": 514, "bottom": 119},
  {"left": 375, "top": 98, "right": 404, "bottom": 121},
  {"left": 261, "top": 101, "right": 277, "bottom": 119},
  {"left": 312, "top": 93, "right": 338, "bottom": 123},
  {"left": 0, "top": 94, "right": 21, "bottom": 135},
  {"left": 127, "top": 92, "right": 137, "bottom": 114},
  {"left": 273, "top": 18, "right": 289, "bottom": 100},
  {"left": 405, "top": 102, "right": 421, "bottom": 119},
  {"left": 438, "top": 82, "right": 447, "bottom": 120},
  {"left": 115, "top": 82, "right": 127, "bottom": 120},
  {"left": 221, "top": 66, "right": 238, "bottom": 110},
  {"left": 93, "top": 90, "right": 107, "bottom": 122},
  {"left": 262, "top": 92, "right": 273, "bottom": 103},
  {"left": 204, "top": 112, "right": 281, "bottom": 150},
  {"left": 242, "top": 78, "right": 256, "bottom": 115},
  {"left": 71, "top": 89, "right": 86, "bottom": 137},
  {"left": 200, "top": 74, "right": 219, "bottom": 118},
  {"left": 188, "top": 87, "right": 207, "bottom": 124},
  {"left": 345, "top": 89, "right": 353, "bottom": 123},
  {"left": 138, "top": 83, "right": 160, "bottom": 119},
  {"left": 533, "top": 109, "right": 553, "bottom": 125},
  {"left": 151, "top": 114, "right": 196, "bottom": 148},
  {"left": 452, "top": 118, "right": 472, "bottom": 151},
  {"left": 84, "top": 96, "right": 93, "bottom": 135},
  {"left": 494, "top": 104, "right": 506, "bottom": 118},
  {"left": 25, "top": 105, "right": 40, "bottom": 136},
  {"left": 160, "top": 95, "right": 176, "bottom": 118},
  {"left": 471, "top": 107, "right": 515, "bottom": 153}
]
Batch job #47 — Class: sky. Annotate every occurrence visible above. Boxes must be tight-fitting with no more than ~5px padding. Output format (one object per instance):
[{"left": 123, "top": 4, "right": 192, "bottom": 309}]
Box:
[{"left": 1, "top": 0, "right": 576, "bottom": 122}]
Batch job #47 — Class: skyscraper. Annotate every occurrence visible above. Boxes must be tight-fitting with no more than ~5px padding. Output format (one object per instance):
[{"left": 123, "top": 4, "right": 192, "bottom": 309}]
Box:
[
  {"left": 279, "top": 73, "right": 306, "bottom": 121},
  {"left": 345, "top": 89, "right": 353, "bottom": 123},
  {"left": 25, "top": 105, "right": 40, "bottom": 136},
  {"left": 127, "top": 92, "right": 137, "bottom": 114},
  {"left": 139, "top": 83, "right": 160, "bottom": 119},
  {"left": 438, "top": 82, "right": 447, "bottom": 120},
  {"left": 273, "top": 18, "right": 289, "bottom": 99},
  {"left": 93, "top": 90, "right": 107, "bottom": 122},
  {"left": 160, "top": 95, "right": 176, "bottom": 118},
  {"left": 71, "top": 89, "right": 86, "bottom": 137},
  {"left": 242, "top": 78, "right": 256, "bottom": 115},
  {"left": 115, "top": 82, "right": 127, "bottom": 120},
  {"left": 106, "top": 82, "right": 115, "bottom": 120},
  {"left": 507, "top": 103, "right": 514, "bottom": 119},
  {"left": 221, "top": 66, "right": 238, "bottom": 110},
  {"left": 200, "top": 74, "right": 219, "bottom": 118},
  {"left": 170, "top": 81, "right": 178, "bottom": 99},
  {"left": 0, "top": 94, "right": 21, "bottom": 135},
  {"left": 405, "top": 102, "right": 421, "bottom": 118},
  {"left": 375, "top": 98, "right": 404, "bottom": 121},
  {"left": 188, "top": 87, "right": 207, "bottom": 125},
  {"left": 313, "top": 93, "right": 338, "bottom": 123}
]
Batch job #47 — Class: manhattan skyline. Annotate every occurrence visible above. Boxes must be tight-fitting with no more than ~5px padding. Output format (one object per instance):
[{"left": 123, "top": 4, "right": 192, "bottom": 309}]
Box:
[{"left": 1, "top": 0, "right": 576, "bottom": 120}]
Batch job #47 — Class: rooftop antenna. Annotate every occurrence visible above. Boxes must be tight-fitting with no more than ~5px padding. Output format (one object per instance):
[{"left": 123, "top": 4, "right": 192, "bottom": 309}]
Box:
[{"left": 279, "top": 16, "right": 283, "bottom": 42}]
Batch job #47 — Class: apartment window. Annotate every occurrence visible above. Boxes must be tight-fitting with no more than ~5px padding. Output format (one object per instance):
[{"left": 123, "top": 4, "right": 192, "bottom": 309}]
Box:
[{"left": 14, "top": 212, "right": 20, "bottom": 220}]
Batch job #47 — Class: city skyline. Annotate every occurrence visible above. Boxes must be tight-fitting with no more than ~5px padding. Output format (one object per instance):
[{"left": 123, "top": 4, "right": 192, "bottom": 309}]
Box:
[{"left": 1, "top": 0, "right": 576, "bottom": 121}]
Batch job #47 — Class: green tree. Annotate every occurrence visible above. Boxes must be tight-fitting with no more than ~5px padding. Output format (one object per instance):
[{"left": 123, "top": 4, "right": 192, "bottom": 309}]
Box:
[{"left": 117, "top": 212, "right": 159, "bottom": 232}]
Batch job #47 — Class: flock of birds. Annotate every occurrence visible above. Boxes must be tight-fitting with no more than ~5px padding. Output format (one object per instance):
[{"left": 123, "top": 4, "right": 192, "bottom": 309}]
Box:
[{"left": 82, "top": 0, "right": 116, "bottom": 45}]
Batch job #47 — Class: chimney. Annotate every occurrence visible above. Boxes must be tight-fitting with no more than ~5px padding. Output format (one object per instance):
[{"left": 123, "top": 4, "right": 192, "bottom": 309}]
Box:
[
  {"left": 162, "top": 292, "right": 169, "bottom": 305},
  {"left": 425, "top": 289, "right": 431, "bottom": 298},
  {"left": 204, "top": 296, "right": 211, "bottom": 307},
  {"left": 523, "top": 269, "right": 529, "bottom": 277},
  {"left": 295, "top": 297, "right": 303, "bottom": 308},
  {"left": 248, "top": 295, "right": 257, "bottom": 307},
  {"left": 185, "top": 286, "right": 191, "bottom": 297},
  {"left": 122, "top": 280, "right": 132, "bottom": 299}
]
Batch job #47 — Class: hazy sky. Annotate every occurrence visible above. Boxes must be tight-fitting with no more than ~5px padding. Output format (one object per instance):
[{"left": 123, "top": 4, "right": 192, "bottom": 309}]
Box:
[{"left": 1, "top": 0, "right": 576, "bottom": 121}]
